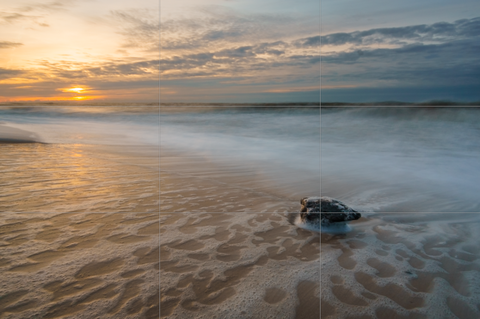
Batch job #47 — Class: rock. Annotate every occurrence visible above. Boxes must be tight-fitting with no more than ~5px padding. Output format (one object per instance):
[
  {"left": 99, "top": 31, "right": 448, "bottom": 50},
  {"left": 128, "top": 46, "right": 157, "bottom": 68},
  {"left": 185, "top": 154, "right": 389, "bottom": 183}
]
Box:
[{"left": 299, "top": 196, "right": 361, "bottom": 226}]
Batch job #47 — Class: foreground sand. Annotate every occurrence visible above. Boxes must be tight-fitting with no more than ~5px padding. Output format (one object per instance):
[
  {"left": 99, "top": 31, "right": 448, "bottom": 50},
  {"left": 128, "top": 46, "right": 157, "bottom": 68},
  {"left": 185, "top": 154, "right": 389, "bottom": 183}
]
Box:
[
  {"left": 0, "top": 144, "right": 159, "bottom": 212},
  {"left": 0, "top": 213, "right": 159, "bottom": 318},
  {"left": 321, "top": 213, "right": 480, "bottom": 319},
  {"left": 160, "top": 213, "right": 320, "bottom": 318}
]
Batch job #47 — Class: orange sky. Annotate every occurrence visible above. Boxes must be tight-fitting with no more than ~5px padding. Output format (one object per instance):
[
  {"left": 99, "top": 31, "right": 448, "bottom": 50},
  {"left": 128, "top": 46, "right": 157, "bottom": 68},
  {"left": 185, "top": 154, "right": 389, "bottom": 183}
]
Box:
[{"left": 0, "top": 0, "right": 158, "bottom": 103}]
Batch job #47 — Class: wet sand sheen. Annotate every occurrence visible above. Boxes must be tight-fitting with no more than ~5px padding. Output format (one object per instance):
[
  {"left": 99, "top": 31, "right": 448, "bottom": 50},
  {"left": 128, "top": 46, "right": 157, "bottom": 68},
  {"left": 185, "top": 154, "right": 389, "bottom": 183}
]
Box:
[
  {"left": 321, "top": 214, "right": 480, "bottom": 319},
  {"left": 0, "top": 144, "right": 159, "bottom": 213},
  {"left": 0, "top": 213, "right": 159, "bottom": 318},
  {"left": 160, "top": 213, "right": 320, "bottom": 318},
  {"left": 160, "top": 148, "right": 317, "bottom": 213}
]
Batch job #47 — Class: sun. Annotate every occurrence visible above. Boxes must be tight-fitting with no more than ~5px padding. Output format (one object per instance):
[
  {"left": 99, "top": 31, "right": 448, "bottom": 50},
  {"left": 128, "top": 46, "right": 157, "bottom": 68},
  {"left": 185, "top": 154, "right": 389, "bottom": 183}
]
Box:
[{"left": 64, "top": 87, "right": 85, "bottom": 93}]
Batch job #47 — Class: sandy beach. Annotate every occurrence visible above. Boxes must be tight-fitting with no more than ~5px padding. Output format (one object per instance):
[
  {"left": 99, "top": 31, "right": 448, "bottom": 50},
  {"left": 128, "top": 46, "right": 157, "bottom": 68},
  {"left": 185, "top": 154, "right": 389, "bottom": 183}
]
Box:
[
  {"left": 160, "top": 212, "right": 320, "bottom": 318},
  {"left": 160, "top": 148, "right": 307, "bottom": 213},
  {"left": 0, "top": 212, "right": 159, "bottom": 318},
  {"left": 321, "top": 213, "right": 480, "bottom": 318}
]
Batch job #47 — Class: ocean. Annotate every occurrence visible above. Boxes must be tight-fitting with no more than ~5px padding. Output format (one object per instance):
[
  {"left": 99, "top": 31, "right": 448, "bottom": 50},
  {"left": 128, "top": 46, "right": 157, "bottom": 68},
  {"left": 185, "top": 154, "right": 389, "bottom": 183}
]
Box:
[
  {"left": 322, "top": 107, "right": 480, "bottom": 212},
  {"left": 0, "top": 106, "right": 159, "bottom": 145},
  {"left": 3, "top": 105, "right": 479, "bottom": 213}
]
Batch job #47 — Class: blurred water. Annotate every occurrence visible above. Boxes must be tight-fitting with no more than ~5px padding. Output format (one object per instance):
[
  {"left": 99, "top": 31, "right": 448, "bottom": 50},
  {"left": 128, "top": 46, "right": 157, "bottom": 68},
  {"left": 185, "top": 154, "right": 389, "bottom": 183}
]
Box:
[
  {"left": 0, "top": 106, "right": 159, "bottom": 145},
  {"left": 321, "top": 107, "right": 480, "bottom": 212},
  {"left": 160, "top": 106, "right": 321, "bottom": 199}
]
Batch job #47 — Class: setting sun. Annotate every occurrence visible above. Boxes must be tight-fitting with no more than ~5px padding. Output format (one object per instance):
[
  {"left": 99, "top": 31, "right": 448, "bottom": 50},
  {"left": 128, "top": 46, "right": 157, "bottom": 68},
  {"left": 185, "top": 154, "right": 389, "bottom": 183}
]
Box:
[{"left": 63, "top": 87, "right": 85, "bottom": 94}]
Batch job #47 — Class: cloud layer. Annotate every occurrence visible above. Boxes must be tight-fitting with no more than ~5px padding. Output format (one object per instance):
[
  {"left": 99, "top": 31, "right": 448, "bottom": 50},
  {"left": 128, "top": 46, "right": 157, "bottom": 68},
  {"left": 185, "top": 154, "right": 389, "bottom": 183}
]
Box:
[
  {"left": 322, "top": 17, "right": 480, "bottom": 93},
  {"left": 159, "top": 6, "right": 320, "bottom": 101}
]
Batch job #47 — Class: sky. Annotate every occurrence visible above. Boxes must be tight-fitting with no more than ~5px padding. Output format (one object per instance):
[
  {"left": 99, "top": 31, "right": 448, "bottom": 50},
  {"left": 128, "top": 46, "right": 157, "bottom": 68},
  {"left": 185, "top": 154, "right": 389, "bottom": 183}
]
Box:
[
  {"left": 1, "top": 0, "right": 479, "bottom": 103},
  {"left": 160, "top": 0, "right": 320, "bottom": 103},
  {"left": 0, "top": 0, "right": 158, "bottom": 103},
  {"left": 321, "top": 0, "right": 480, "bottom": 102}
]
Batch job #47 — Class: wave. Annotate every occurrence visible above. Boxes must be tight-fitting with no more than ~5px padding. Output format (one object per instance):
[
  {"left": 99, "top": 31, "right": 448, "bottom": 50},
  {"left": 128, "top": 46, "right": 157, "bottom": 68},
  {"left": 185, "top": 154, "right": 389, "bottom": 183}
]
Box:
[
  {"left": 0, "top": 106, "right": 159, "bottom": 145},
  {"left": 0, "top": 125, "right": 43, "bottom": 143}
]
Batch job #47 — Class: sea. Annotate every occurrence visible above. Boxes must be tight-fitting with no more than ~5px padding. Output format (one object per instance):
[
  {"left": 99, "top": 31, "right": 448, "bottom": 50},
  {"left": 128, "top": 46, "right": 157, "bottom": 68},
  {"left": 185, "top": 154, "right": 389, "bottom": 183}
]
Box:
[
  {"left": 2, "top": 105, "right": 480, "bottom": 213},
  {"left": 0, "top": 105, "right": 159, "bottom": 145},
  {"left": 322, "top": 107, "right": 480, "bottom": 212}
]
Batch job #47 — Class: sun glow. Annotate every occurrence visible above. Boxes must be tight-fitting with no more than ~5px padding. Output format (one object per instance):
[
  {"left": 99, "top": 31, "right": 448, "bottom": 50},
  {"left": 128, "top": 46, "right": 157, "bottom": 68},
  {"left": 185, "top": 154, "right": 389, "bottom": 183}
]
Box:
[{"left": 63, "top": 87, "right": 86, "bottom": 93}]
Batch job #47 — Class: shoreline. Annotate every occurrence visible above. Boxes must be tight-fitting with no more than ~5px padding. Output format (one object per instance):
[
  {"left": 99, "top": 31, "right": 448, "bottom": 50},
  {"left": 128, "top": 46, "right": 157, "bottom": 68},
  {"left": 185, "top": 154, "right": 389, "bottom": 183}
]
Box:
[{"left": 160, "top": 147, "right": 310, "bottom": 213}]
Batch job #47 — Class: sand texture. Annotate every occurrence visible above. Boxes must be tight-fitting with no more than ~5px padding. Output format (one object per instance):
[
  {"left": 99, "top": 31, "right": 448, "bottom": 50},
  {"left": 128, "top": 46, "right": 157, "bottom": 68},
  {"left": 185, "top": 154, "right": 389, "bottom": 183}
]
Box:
[
  {"left": 0, "top": 144, "right": 159, "bottom": 212},
  {"left": 321, "top": 213, "right": 480, "bottom": 319},
  {"left": 160, "top": 213, "right": 320, "bottom": 318},
  {"left": 0, "top": 213, "right": 159, "bottom": 318},
  {"left": 160, "top": 149, "right": 308, "bottom": 213}
]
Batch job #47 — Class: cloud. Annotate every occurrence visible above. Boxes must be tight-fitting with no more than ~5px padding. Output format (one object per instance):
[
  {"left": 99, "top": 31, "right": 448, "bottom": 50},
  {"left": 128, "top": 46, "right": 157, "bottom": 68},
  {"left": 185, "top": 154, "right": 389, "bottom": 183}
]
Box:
[
  {"left": 0, "top": 58, "right": 159, "bottom": 88},
  {"left": 35, "top": 59, "right": 160, "bottom": 79},
  {"left": 110, "top": 9, "right": 159, "bottom": 51},
  {"left": 322, "top": 17, "right": 480, "bottom": 46},
  {"left": 0, "top": 67, "right": 23, "bottom": 79},
  {"left": 0, "top": 12, "right": 29, "bottom": 24},
  {"left": 160, "top": 35, "right": 319, "bottom": 80},
  {"left": 294, "top": 36, "right": 320, "bottom": 47},
  {"left": 161, "top": 5, "right": 319, "bottom": 51},
  {"left": 0, "top": 0, "right": 78, "bottom": 26},
  {"left": 20, "top": 0, "right": 77, "bottom": 13},
  {"left": 0, "top": 41, "right": 23, "bottom": 49},
  {"left": 156, "top": 4, "right": 320, "bottom": 97},
  {"left": 321, "top": 17, "right": 480, "bottom": 88}
]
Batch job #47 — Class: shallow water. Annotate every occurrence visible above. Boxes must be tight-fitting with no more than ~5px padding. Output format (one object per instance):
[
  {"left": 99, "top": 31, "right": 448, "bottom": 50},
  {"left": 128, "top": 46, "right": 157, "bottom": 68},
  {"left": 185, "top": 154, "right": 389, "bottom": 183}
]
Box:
[
  {"left": 0, "top": 106, "right": 159, "bottom": 213},
  {"left": 321, "top": 107, "right": 480, "bottom": 212}
]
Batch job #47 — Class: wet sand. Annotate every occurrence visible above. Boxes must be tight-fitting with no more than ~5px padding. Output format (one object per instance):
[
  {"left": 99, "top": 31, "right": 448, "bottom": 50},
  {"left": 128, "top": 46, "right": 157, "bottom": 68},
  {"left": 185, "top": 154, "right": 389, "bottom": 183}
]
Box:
[
  {"left": 160, "top": 149, "right": 310, "bottom": 213},
  {"left": 321, "top": 213, "right": 480, "bottom": 319},
  {"left": 0, "top": 213, "right": 159, "bottom": 318},
  {"left": 0, "top": 144, "right": 159, "bottom": 212},
  {"left": 160, "top": 213, "right": 320, "bottom": 318}
]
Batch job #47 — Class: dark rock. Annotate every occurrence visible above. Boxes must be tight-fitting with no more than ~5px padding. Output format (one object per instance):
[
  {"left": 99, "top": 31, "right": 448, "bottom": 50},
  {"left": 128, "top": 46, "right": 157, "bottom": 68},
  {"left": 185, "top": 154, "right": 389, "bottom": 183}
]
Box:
[{"left": 299, "top": 197, "right": 361, "bottom": 226}]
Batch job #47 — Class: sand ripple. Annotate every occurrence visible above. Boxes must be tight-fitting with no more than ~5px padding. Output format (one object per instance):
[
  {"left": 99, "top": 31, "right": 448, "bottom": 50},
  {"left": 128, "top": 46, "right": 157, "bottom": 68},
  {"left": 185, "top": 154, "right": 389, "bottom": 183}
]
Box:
[
  {"left": 321, "top": 213, "right": 480, "bottom": 319},
  {"left": 160, "top": 213, "right": 320, "bottom": 318},
  {"left": 0, "top": 213, "right": 159, "bottom": 318}
]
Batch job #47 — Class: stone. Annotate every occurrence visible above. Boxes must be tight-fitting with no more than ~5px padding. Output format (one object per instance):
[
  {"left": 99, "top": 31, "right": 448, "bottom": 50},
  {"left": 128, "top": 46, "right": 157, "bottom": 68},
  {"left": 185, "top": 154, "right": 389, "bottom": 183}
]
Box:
[{"left": 299, "top": 196, "right": 361, "bottom": 226}]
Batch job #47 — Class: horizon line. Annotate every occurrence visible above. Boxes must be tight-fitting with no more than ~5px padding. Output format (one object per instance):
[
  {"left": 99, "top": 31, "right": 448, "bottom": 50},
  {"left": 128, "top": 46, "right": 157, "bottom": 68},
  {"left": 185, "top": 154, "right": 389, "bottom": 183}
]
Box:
[{"left": 1, "top": 100, "right": 480, "bottom": 107}]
